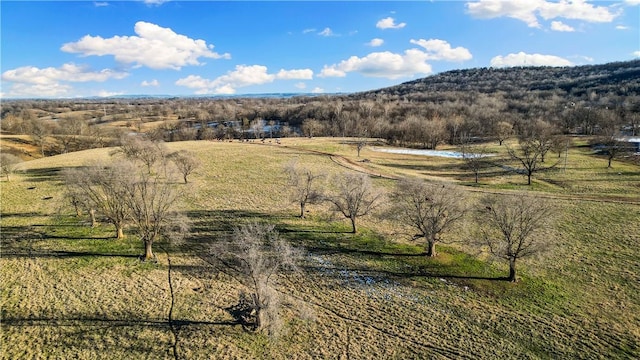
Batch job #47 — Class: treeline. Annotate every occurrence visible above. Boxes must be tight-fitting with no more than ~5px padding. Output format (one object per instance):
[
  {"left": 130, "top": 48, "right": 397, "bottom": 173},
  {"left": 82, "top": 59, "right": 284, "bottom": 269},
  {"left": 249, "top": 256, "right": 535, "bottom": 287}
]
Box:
[{"left": 1, "top": 60, "right": 639, "bottom": 155}]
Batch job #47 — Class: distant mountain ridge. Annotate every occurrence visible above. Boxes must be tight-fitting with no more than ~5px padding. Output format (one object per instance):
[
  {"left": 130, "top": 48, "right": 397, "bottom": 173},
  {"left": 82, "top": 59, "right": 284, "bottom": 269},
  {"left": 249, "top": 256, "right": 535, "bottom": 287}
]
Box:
[{"left": 353, "top": 60, "right": 640, "bottom": 99}]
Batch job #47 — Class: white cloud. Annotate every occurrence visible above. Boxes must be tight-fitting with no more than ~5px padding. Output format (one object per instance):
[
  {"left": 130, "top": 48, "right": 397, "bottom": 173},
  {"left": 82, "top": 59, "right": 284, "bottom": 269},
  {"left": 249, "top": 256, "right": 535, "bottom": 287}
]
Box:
[
  {"left": 550, "top": 20, "right": 575, "bottom": 32},
  {"left": 319, "top": 49, "right": 432, "bottom": 79},
  {"left": 143, "top": 0, "right": 170, "bottom": 6},
  {"left": 176, "top": 65, "right": 313, "bottom": 94},
  {"left": 466, "top": 0, "right": 620, "bottom": 28},
  {"left": 319, "top": 28, "right": 335, "bottom": 37},
  {"left": 376, "top": 17, "right": 406, "bottom": 30},
  {"left": 141, "top": 79, "right": 159, "bottom": 87},
  {"left": 409, "top": 39, "right": 473, "bottom": 61},
  {"left": 490, "top": 52, "right": 573, "bottom": 67},
  {"left": 367, "top": 38, "right": 384, "bottom": 47},
  {"left": 616, "top": 25, "right": 629, "bottom": 30},
  {"left": 319, "top": 66, "right": 347, "bottom": 78},
  {"left": 303, "top": 28, "right": 316, "bottom": 34},
  {"left": 2, "top": 83, "right": 73, "bottom": 98},
  {"left": 633, "top": 50, "right": 640, "bottom": 57},
  {"left": 94, "top": 2, "right": 109, "bottom": 7},
  {"left": 61, "top": 21, "right": 230, "bottom": 70},
  {"left": 311, "top": 87, "right": 325, "bottom": 94},
  {"left": 2, "top": 63, "right": 128, "bottom": 84},
  {"left": 97, "top": 90, "right": 125, "bottom": 97},
  {"left": 276, "top": 69, "right": 313, "bottom": 80},
  {"left": 626, "top": 0, "right": 640, "bottom": 5},
  {"left": 295, "top": 82, "right": 307, "bottom": 90}
]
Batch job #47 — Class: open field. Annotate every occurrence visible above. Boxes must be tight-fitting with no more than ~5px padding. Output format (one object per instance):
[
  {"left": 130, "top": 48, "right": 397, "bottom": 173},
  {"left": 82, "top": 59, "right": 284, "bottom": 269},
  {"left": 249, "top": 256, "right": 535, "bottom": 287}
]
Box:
[{"left": 2, "top": 138, "right": 639, "bottom": 359}]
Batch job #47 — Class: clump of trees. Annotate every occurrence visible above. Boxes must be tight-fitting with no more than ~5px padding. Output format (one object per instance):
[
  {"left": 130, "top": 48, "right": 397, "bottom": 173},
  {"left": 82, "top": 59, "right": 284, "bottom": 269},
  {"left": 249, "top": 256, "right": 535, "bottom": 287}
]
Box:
[{"left": 65, "top": 138, "right": 189, "bottom": 261}]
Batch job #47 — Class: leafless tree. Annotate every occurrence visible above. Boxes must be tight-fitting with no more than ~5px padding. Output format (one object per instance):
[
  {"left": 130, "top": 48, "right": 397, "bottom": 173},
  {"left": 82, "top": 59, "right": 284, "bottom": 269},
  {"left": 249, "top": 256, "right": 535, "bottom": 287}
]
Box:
[
  {"left": 0, "top": 153, "right": 21, "bottom": 181},
  {"left": 476, "top": 194, "right": 554, "bottom": 282},
  {"left": 389, "top": 179, "right": 466, "bottom": 257},
  {"left": 63, "top": 161, "right": 134, "bottom": 239},
  {"left": 209, "top": 222, "right": 299, "bottom": 335},
  {"left": 115, "top": 137, "right": 168, "bottom": 173},
  {"left": 506, "top": 138, "right": 556, "bottom": 185},
  {"left": 459, "top": 138, "right": 489, "bottom": 184},
  {"left": 30, "top": 118, "right": 50, "bottom": 157},
  {"left": 124, "top": 165, "right": 188, "bottom": 261},
  {"left": 495, "top": 121, "right": 514, "bottom": 146},
  {"left": 284, "top": 161, "right": 325, "bottom": 218},
  {"left": 326, "top": 173, "right": 383, "bottom": 233},
  {"left": 168, "top": 150, "right": 200, "bottom": 183}
]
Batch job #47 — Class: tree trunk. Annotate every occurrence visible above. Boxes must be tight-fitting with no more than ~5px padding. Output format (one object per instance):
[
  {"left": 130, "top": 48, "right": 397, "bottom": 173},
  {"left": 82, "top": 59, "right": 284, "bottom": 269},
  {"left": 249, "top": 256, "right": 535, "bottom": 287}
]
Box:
[
  {"left": 143, "top": 239, "right": 155, "bottom": 261},
  {"left": 89, "top": 209, "right": 97, "bottom": 227},
  {"left": 608, "top": 156, "right": 613, "bottom": 168},
  {"left": 350, "top": 217, "right": 357, "bottom": 233},
  {"left": 508, "top": 258, "right": 517, "bottom": 282},
  {"left": 299, "top": 202, "right": 306, "bottom": 218},
  {"left": 183, "top": 174, "right": 188, "bottom": 183},
  {"left": 426, "top": 238, "right": 436, "bottom": 257},
  {"left": 116, "top": 225, "right": 124, "bottom": 240},
  {"left": 527, "top": 172, "right": 532, "bottom": 185},
  {"left": 474, "top": 172, "right": 479, "bottom": 184}
]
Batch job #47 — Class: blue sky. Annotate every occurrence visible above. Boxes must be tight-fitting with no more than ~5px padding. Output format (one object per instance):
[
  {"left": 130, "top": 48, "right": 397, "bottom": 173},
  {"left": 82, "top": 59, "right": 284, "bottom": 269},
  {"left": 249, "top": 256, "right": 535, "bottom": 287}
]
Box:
[{"left": 1, "top": 0, "right": 639, "bottom": 98}]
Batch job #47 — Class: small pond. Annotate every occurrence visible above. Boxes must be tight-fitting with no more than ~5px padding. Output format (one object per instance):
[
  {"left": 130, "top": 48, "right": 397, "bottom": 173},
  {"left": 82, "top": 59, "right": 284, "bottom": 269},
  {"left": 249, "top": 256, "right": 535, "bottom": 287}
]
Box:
[{"left": 371, "top": 147, "right": 493, "bottom": 159}]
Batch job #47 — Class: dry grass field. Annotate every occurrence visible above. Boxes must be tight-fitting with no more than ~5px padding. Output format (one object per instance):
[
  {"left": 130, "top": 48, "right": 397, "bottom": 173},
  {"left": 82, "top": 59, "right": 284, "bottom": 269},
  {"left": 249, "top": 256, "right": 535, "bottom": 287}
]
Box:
[{"left": 1, "top": 137, "right": 639, "bottom": 359}]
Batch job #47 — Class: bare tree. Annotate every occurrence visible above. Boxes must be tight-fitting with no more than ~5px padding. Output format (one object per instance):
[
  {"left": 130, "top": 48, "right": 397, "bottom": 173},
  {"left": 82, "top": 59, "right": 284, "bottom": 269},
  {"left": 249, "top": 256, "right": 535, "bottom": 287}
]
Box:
[
  {"left": 476, "top": 194, "right": 554, "bottom": 282},
  {"left": 459, "top": 138, "right": 489, "bottom": 184},
  {"left": 115, "top": 137, "right": 168, "bottom": 173},
  {"left": 63, "top": 161, "right": 134, "bottom": 239},
  {"left": 0, "top": 153, "right": 21, "bottom": 181},
  {"left": 284, "top": 161, "right": 325, "bottom": 218},
  {"left": 326, "top": 173, "right": 383, "bottom": 233},
  {"left": 168, "top": 150, "right": 200, "bottom": 183},
  {"left": 124, "top": 165, "right": 187, "bottom": 261},
  {"left": 209, "top": 222, "right": 299, "bottom": 335},
  {"left": 389, "top": 179, "right": 466, "bottom": 257},
  {"left": 30, "top": 118, "right": 50, "bottom": 157},
  {"left": 506, "top": 139, "right": 556, "bottom": 185},
  {"left": 495, "top": 121, "right": 514, "bottom": 146}
]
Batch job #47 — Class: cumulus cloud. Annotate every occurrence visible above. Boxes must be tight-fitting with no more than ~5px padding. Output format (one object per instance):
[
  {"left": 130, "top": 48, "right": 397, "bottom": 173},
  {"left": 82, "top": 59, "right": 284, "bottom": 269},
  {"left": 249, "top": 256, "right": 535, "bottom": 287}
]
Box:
[
  {"left": 376, "top": 17, "right": 406, "bottom": 30},
  {"left": 303, "top": 28, "right": 316, "bottom": 34},
  {"left": 633, "top": 50, "right": 640, "bottom": 57},
  {"left": 409, "top": 39, "right": 473, "bottom": 61},
  {"left": 311, "top": 87, "right": 325, "bottom": 94},
  {"left": 1, "top": 63, "right": 128, "bottom": 98},
  {"left": 319, "top": 49, "right": 433, "bottom": 79},
  {"left": 550, "top": 20, "right": 575, "bottom": 32},
  {"left": 466, "top": 0, "right": 620, "bottom": 28},
  {"left": 626, "top": 0, "right": 640, "bottom": 5},
  {"left": 276, "top": 69, "right": 313, "bottom": 80},
  {"left": 61, "top": 21, "right": 230, "bottom": 70},
  {"left": 141, "top": 79, "right": 159, "bottom": 87},
  {"left": 616, "top": 25, "right": 629, "bottom": 30},
  {"left": 2, "top": 83, "right": 73, "bottom": 98},
  {"left": 2, "top": 63, "right": 128, "bottom": 84},
  {"left": 295, "top": 82, "right": 307, "bottom": 90},
  {"left": 175, "top": 65, "right": 314, "bottom": 94},
  {"left": 490, "top": 52, "right": 573, "bottom": 67},
  {"left": 367, "top": 38, "right": 385, "bottom": 47}
]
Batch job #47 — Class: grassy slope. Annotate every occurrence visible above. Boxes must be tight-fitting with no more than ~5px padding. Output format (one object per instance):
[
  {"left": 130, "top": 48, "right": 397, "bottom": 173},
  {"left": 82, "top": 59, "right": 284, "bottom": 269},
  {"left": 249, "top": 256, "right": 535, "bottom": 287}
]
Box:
[{"left": 1, "top": 138, "right": 639, "bottom": 359}]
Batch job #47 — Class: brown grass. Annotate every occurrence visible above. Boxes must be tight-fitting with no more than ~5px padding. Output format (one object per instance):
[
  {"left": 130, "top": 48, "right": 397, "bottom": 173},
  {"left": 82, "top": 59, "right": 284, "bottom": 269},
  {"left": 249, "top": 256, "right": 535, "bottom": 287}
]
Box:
[{"left": 2, "top": 137, "right": 639, "bottom": 359}]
